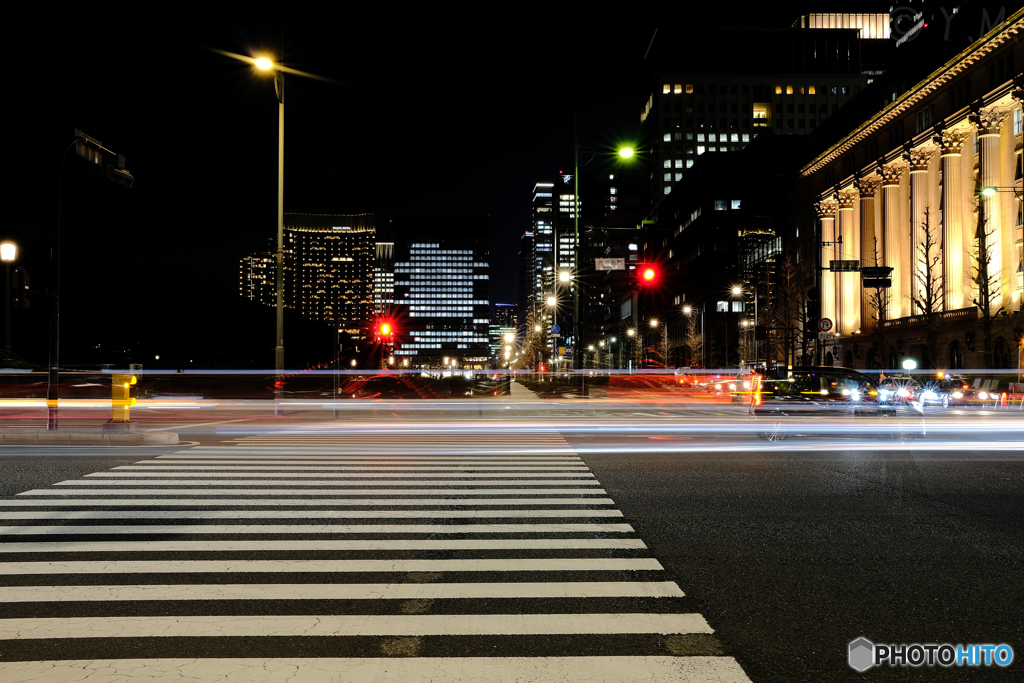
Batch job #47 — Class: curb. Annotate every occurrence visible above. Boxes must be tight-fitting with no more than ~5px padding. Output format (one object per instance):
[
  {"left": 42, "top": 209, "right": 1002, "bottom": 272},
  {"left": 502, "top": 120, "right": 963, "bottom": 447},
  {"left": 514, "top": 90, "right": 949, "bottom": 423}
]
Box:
[{"left": 0, "top": 432, "right": 179, "bottom": 446}]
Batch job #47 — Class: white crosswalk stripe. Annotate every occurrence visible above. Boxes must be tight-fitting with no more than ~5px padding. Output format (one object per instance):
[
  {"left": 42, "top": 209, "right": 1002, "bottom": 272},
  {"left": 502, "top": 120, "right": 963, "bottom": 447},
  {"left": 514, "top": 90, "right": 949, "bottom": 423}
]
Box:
[{"left": 0, "top": 443, "right": 751, "bottom": 682}]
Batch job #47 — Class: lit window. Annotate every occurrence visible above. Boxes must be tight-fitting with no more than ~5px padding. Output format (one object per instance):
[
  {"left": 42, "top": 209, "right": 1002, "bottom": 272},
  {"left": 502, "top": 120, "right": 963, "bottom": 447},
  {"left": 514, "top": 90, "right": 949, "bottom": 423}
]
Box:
[
  {"left": 664, "top": 173, "right": 672, "bottom": 181},
  {"left": 675, "top": 173, "right": 683, "bottom": 181},
  {"left": 798, "top": 86, "right": 805, "bottom": 95},
  {"left": 674, "top": 159, "right": 683, "bottom": 168},
  {"left": 742, "top": 133, "right": 750, "bottom": 142},
  {"left": 664, "top": 186, "right": 672, "bottom": 194},
  {"left": 775, "top": 85, "right": 782, "bottom": 94},
  {"left": 686, "top": 84, "right": 693, "bottom": 93},
  {"left": 808, "top": 85, "right": 816, "bottom": 95},
  {"left": 663, "top": 84, "right": 670, "bottom": 94},
  {"left": 716, "top": 301, "right": 728, "bottom": 312},
  {"left": 686, "top": 132, "right": 693, "bottom": 140},
  {"left": 663, "top": 133, "right": 671, "bottom": 142},
  {"left": 674, "top": 84, "right": 682, "bottom": 94},
  {"left": 730, "top": 133, "right": 739, "bottom": 142},
  {"left": 714, "top": 200, "right": 727, "bottom": 210},
  {"left": 786, "top": 85, "right": 793, "bottom": 94},
  {"left": 686, "top": 160, "right": 694, "bottom": 168},
  {"left": 664, "top": 159, "right": 672, "bottom": 168},
  {"left": 1015, "top": 109, "right": 1023, "bottom": 135},
  {"left": 674, "top": 132, "right": 682, "bottom": 140},
  {"left": 697, "top": 146, "right": 706, "bottom": 155},
  {"left": 731, "top": 301, "right": 743, "bottom": 312},
  {"left": 610, "top": 187, "right": 617, "bottom": 194},
  {"left": 697, "top": 133, "right": 705, "bottom": 142},
  {"left": 731, "top": 200, "right": 741, "bottom": 210}
]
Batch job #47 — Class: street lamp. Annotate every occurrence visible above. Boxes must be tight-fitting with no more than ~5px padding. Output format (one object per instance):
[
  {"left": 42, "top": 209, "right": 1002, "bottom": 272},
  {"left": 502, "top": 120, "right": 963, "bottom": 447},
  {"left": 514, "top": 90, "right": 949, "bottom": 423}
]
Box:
[
  {"left": 1, "top": 242, "right": 15, "bottom": 351},
  {"left": 546, "top": 296, "right": 557, "bottom": 307},
  {"left": 504, "top": 332, "right": 514, "bottom": 343},
  {"left": 214, "top": 49, "right": 333, "bottom": 410},
  {"left": 559, "top": 271, "right": 571, "bottom": 282}
]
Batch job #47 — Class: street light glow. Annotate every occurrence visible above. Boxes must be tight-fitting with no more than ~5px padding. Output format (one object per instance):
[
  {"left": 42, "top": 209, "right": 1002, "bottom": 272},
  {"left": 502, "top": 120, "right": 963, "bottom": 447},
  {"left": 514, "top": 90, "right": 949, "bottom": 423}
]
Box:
[
  {"left": 254, "top": 57, "right": 274, "bottom": 71},
  {"left": 504, "top": 332, "right": 514, "bottom": 342},
  {"left": 559, "top": 271, "right": 571, "bottom": 282},
  {"left": 643, "top": 268, "right": 656, "bottom": 281},
  {"left": 534, "top": 325, "right": 542, "bottom": 332},
  {"left": 0, "top": 243, "right": 15, "bottom": 262},
  {"left": 732, "top": 286, "right": 742, "bottom": 295},
  {"left": 547, "top": 296, "right": 556, "bottom": 306},
  {"left": 650, "top": 319, "right": 658, "bottom": 327},
  {"left": 619, "top": 147, "right": 635, "bottom": 158},
  {"left": 627, "top": 328, "right": 635, "bottom": 337},
  {"left": 683, "top": 306, "right": 692, "bottom": 314},
  {"left": 982, "top": 186, "right": 997, "bottom": 197}
]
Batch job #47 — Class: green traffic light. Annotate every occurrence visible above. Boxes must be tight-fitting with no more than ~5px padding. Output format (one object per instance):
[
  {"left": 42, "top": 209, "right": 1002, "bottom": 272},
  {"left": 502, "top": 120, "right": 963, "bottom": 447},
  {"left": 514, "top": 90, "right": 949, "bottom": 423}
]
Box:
[{"left": 618, "top": 147, "right": 635, "bottom": 158}]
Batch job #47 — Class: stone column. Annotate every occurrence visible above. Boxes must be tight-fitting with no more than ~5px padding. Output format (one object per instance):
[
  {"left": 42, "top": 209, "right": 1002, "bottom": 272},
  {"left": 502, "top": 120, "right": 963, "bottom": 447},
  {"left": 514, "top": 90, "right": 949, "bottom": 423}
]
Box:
[
  {"left": 971, "top": 107, "right": 1010, "bottom": 311},
  {"left": 935, "top": 128, "right": 969, "bottom": 310},
  {"left": 816, "top": 198, "right": 838, "bottom": 328},
  {"left": 855, "top": 176, "right": 880, "bottom": 330},
  {"left": 905, "top": 147, "right": 935, "bottom": 314},
  {"left": 837, "top": 189, "right": 859, "bottom": 334},
  {"left": 879, "top": 162, "right": 906, "bottom": 319}
]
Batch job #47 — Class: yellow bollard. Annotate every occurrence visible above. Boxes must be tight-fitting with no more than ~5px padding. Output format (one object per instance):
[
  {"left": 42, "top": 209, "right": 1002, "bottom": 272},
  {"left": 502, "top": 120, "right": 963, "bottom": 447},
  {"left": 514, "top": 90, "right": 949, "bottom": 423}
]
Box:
[{"left": 110, "top": 374, "right": 137, "bottom": 423}]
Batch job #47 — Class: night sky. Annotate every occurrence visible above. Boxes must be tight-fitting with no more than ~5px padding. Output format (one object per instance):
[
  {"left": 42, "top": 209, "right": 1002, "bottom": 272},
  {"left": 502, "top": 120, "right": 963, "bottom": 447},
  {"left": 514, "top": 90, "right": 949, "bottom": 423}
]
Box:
[{"left": 9, "top": 4, "right": 862, "bottom": 365}]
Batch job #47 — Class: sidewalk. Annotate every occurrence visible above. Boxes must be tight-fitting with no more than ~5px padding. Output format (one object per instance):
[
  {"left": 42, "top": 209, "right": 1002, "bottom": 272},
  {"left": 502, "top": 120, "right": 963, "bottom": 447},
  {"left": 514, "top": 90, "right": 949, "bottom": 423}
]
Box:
[{"left": 0, "top": 429, "right": 179, "bottom": 446}]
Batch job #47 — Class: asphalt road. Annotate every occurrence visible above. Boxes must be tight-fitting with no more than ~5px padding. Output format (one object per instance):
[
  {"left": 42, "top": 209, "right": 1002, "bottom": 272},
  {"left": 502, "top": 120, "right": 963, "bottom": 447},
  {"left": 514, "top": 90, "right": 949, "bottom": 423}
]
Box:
[{"left": 0, "top": 428, "right": 1020, "bottom": 682}]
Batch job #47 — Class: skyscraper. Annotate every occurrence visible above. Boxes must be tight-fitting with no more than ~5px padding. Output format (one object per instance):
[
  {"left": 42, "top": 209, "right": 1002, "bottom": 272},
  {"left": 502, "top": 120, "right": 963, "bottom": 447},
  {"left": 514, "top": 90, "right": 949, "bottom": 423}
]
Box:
[{"left": 391, "top": 215, "right": 491, "bottom": 369}]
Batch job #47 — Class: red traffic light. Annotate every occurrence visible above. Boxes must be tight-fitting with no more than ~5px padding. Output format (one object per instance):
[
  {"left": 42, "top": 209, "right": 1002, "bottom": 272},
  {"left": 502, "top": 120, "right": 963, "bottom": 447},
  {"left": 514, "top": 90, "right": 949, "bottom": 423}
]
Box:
[
  {"left": 640, "top": 266, "right": 658, "bottom": 284},
  {"left": 380, "top": 322, "right": 392, "bottom": 336}
]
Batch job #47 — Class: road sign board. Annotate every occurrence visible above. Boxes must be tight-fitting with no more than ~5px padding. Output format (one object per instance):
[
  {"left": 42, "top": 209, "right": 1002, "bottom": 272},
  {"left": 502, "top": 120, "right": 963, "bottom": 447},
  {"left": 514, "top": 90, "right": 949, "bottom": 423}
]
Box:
[
  {"left": 551, "top": 324, "right": 560, "bottom": 334},
  {"left": 595, "top": 258, "right": 625, "bottom": 271},
  {"left": 817, "top": 318, "right": 834, "bottom": 332},
  {"left": 829, "top": 260, "right": 860, "bottom": 272},
  {"left": 863, "top": 278, "right": 892, "bottom": 288},
  {"left": 818, "top": 332, "right": 835, "bottom": 341},
  {"left": 860, "top": 266, "right": 893, "bottom": 278},
  {"left": 557, "top": 346, "right": 574, "bottom": 357}
]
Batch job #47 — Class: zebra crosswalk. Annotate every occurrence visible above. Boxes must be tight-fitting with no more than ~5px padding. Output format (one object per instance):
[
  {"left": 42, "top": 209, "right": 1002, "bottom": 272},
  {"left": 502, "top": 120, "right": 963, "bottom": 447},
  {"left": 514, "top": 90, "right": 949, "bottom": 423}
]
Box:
[{"left": 0, "top": 443, "right": 752, "bottom": 682}]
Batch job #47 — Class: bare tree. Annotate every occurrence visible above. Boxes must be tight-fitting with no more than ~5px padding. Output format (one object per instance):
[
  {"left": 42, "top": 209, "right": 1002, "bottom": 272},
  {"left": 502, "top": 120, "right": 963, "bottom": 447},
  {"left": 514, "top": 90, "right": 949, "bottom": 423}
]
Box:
[
  {"left": 911, "top": 207, "right": 943, "bottom": 367},
  {"left": 971, "top": 197, "right": 1005, "bottom": 370},
  {"left": 511, "top": 308, "right": 546, "bottom": 370},
  {"left": 684, "top": 312, "right": 702, "bottom": 367}
]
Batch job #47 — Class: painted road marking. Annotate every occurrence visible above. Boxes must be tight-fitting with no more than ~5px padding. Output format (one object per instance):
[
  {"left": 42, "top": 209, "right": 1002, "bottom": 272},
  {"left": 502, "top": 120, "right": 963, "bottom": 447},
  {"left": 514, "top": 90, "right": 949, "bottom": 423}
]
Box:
[
  {"left": 0, "top": 613, "right": 712, "bottom": 639},
  {"left": 0, "top": 538, "right": 649, "bottom": 553},
  {"left": 0, "top": 523, "right": 635, "bottom": 535},
  {"left": 0, "top": 581, "right": 684, "bottom": 602},
  {"left": 17, "top": 488, "right": 607, "bottom": 496},
  {"left": 0, "top": 657, "right": 752, "bottom": 683},
  {"left": 0, "top": 509, "right": 624, "bottom": 520},
  {"left": 0, "top": 497, "right": 615, "bottom": 506},
  {"left": 0, "top": 558, "right": 665, "bottom": 575}
]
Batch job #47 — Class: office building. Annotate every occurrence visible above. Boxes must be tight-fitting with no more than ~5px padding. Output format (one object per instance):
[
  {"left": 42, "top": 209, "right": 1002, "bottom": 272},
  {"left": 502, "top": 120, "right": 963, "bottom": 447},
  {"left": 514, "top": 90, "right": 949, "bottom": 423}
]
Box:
[
  {"left": 391, "top": 215, "right": 492, "bottom": 368},
  {"left": 238, "top": 213, "right": 377, "bottom": 336}
]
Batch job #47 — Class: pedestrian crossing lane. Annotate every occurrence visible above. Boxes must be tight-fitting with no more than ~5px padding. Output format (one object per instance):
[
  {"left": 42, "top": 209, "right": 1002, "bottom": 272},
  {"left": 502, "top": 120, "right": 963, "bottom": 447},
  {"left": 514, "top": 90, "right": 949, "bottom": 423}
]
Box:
[{"left": 0, "top": 440, "right": 752, "bottom": 682}]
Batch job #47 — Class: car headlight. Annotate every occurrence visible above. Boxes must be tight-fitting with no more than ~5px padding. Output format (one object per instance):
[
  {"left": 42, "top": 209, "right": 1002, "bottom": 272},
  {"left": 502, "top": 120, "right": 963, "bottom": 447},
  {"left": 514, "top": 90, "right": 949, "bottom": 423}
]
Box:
[
  {"left": 922, "top": 391, "right": 937, "bottom": 399},
  {"left": 979, "top": 391, "right": 988, "bottom": 400},
  {"left": 715, "top": 384, "right": 722, "bottom": 390},
  {"left": 841, "top": 389, "right": 850, "bottom": 396},
  {"left": 896, "top": 388, "right": 910, "bottom": 397},
  {"left": 851, "top": 390, "right": 860, "bottom": 398},
  {"left": 729, "top": 383, "right": 736, "bottom": 391},
  {"left": 743, "top": 381, "right": 750, "bottom": 389},
  {"left": 952, "top": 392, "right": 963, "bottom": 399}
]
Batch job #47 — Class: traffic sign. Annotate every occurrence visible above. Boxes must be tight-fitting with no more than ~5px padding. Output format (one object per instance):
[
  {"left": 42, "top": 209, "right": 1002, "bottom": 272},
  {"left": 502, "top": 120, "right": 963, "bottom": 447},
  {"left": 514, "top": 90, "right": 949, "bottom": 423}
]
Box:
[
  {"left": 818, "top": 332, "right": 835, "bottom": 341},
  {"left": 829, "top": 260, "right": 860, "bottom": 272},
  {"left": 818, "top": 318, "right": 834, "bottom": 332},
  {"left": 557, "top": 346, "right": 574, "bottom": 357},
  {"left": 860, "top": 266, "right": 893, "bottom": 278},
  {"left": 863, "top": 278, "right": 892, "bottom": 288},
  {"left": 551, "top": 324, "right": 561, "bottom": 334}
]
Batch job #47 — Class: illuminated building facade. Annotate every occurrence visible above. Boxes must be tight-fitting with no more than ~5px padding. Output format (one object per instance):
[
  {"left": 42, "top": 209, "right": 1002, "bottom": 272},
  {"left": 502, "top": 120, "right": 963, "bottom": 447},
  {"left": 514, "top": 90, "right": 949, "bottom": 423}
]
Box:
[
  {"left": 805, "top": 12, "right": 1022, "bottom": 369},
  {"left": 238, "top": 213, "right": 377, "bottom": 336},
  {"left": 391, "top": 215, "right": 491, "bottom": 368}
]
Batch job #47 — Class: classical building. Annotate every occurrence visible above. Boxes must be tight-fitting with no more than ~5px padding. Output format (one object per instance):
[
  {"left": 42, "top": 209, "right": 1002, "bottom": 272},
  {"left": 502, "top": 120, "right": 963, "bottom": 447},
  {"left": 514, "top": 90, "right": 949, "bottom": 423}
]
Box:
[{"left": 803, "top": 12, "right": 1022, "bottom": 369}]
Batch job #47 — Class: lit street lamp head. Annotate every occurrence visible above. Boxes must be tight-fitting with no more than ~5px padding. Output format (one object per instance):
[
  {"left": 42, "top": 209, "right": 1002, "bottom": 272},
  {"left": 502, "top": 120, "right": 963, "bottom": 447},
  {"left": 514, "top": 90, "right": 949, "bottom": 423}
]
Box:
[
  {"left": 0, "top": 242, "right": 16, "bottom": 262},
  {"left": 982, "top": 186, "right": 997, "bottom": 197},
  {"left": 504, "top": 332, "right": 514, "bottom": 342},
  {"left": 650, "top": 319, "right": 658, "bottom": 328},
  {"left": 732, "top": 286, "right": 742, "bottom": 295},
  {"left": 618, "top": 147, "right": 635, "bottom": 158},
  {"left": 546, "top": 296, "right": 557, "bottom": 306},
  {"left": 683, "top": 306, "right": 692, "bottom": 314},
  {"left": 254, "top": 57, "right": 274, "bottom": 71},
  {"left": 559, "top": 271, "right": 571, "bottom": 282},
  {"left": 627, "top": 328, "right": 635, "bottom": 337}
]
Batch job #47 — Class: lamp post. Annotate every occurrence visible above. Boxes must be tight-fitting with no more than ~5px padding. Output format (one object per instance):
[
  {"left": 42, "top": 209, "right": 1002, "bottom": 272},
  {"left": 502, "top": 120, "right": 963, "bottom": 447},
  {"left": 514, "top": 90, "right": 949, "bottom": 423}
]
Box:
[
  {"left": 0, "top": 241, "right": 14, "bottom": 352},
  {"left": 572, "top": 139, "right": 636, "bottom": 370}
]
